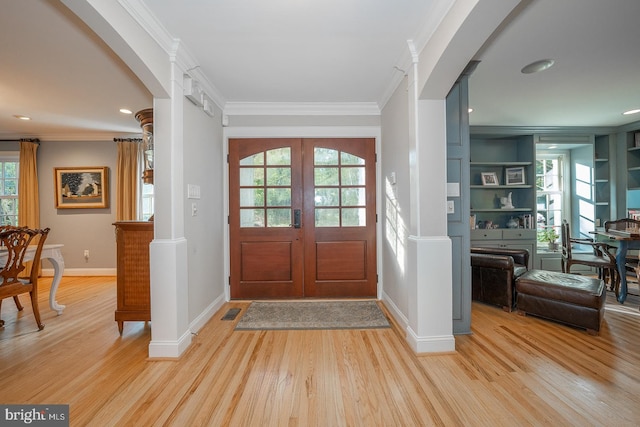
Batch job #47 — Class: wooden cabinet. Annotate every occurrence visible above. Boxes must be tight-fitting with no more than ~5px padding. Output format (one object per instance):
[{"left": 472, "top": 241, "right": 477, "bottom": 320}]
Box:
[{"left": 113, "top": 221, "right": 153, "bottom": 333}]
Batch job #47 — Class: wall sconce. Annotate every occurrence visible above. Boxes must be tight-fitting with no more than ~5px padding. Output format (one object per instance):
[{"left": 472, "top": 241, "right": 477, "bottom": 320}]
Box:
[{"left": 135, "top": 108, "right": 154, "bottom": 184}]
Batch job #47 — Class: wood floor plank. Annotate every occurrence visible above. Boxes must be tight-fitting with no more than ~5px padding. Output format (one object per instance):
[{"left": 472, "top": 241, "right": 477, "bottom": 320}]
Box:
[{"left": 2, "top": 276, "right": 640, "bottom": 426}]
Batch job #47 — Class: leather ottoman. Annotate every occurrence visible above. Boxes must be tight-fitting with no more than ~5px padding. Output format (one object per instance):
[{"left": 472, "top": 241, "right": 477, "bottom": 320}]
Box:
[{"left": 515, "top": 270, "right": 606, "bottom": 335}]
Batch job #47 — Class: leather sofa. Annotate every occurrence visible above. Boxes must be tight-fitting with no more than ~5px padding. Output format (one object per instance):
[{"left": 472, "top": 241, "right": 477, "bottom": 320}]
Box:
[{"left": 471, "top": 247, "right": 529, "bottom": 312}]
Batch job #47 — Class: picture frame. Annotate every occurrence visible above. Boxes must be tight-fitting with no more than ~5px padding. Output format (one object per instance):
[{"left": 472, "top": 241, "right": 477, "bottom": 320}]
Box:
[
  {"left": 505, "top": 167, "right": 525, "bottom": 185},
  {"left": 54, "top": 167, "right": 109, "bottom": 209},
  {"left": 481, "top": 172, "right": 499, "bottom": 186}
]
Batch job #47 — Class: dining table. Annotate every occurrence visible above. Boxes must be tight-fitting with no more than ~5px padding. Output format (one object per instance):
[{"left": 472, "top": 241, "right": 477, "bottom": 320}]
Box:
[
  {"left": 594, "top": 229, "right": 640, "bottom": 304},
  {"left": 0, "top": 244, "right": 66, "bottom": 314}
]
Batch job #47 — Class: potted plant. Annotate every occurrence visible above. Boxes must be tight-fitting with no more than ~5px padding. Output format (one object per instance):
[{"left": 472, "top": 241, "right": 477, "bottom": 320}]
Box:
[{"left": 538, "top": 227, "right": 560, "bottom": 251}]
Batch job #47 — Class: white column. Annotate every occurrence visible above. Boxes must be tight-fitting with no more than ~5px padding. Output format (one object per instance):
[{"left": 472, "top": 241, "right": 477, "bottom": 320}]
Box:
[
  {"left": 148, "top": 63, "right": 191, "bottom": 358},
  {"left": 405, "top": 44, "right": 454, "bottom": 353}
]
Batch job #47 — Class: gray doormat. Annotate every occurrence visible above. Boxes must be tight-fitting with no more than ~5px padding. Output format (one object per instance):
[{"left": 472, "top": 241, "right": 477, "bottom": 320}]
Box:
[{"left": 235, "top": 300, "right": 390, "bottom": 330}]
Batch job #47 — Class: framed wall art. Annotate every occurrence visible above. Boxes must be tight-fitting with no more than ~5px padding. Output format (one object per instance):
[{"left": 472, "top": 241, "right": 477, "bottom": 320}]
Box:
[
  {"left": 54, "top": 166, "right": 109, "bottom": 209},
  {"left": 505, "top": 167, "right": 525, "bottom": 185},
  {"left": 480, "top": 172, "right": 499, "bottom": 186}
]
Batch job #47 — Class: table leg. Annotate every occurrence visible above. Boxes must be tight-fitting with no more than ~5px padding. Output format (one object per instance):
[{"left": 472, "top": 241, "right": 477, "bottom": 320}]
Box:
[
  {"left": 616, "top": 240, "right": 629, "bottom": 303},
  {"left": 47, "top": 254, "right": 66, "bottom": 314}
]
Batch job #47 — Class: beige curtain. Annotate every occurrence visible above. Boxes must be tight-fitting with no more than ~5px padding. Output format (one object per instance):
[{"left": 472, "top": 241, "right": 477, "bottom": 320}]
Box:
[
  {"left": 18, "top": 140, "right": 40, "bottom": 228},
  {"left": 116, "top": 139, "right": 140, "bottom": 221},
  {"left": 18, "top": 140, "right": 40, "bottom": 276}
]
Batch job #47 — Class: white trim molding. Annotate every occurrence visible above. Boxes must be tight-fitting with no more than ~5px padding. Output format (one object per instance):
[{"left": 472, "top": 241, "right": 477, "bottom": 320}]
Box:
[{"left": 223, "top": 102, "right": 380, "bottom": 117}]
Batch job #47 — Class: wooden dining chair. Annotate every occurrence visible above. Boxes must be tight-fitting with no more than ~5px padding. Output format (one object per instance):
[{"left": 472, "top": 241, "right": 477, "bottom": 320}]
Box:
[
  {"left": 604, "top": 218, "right": 640, "bottom": 283},
  {"left": 0, "top": 227, "right": 50, "bottom": 330},
  {"left": 0, "top": 225, "right": 27, "bottom": 311},
  {"left": 561, "top": 220, "right": 618, "bottom": 294}
]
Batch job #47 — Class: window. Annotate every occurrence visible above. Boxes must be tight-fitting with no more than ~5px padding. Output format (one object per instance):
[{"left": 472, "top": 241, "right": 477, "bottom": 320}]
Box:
[
  {"left": 0, "top": 154, "right": 19, "bottom": 226},
  {"left": 140, "top": 182, "right": 154, "bottom": 221},
  {"left": 536, "top": 153, "right": 566, "bottom": 244}
]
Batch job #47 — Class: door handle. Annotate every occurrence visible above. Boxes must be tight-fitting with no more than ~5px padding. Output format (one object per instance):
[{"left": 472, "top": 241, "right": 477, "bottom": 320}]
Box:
[{"left": 293, "top": 209, "right": 301, "bottom": 228}]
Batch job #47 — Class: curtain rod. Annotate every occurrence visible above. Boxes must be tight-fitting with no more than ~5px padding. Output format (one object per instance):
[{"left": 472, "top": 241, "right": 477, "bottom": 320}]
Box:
[
  {"left": 113, "top": 138, "right": 143, "bottom": 143},
  {"left": 0, "top": 138, "right": 40, "bottom": 144}
]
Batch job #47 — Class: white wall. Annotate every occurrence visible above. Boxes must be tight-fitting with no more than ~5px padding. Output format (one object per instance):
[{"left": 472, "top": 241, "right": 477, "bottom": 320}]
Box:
[
  {"left": 38, "top": 140, "right": 118, "bottom": 273},
  {"left": 182, "top": 98, "right": 226, "bottom": 326},
  {"left": 380, "top": 77, "right": 411, "bottom": 324}
]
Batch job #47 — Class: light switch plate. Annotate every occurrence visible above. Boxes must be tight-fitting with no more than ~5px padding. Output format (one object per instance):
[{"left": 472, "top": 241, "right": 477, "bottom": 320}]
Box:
[{"left": 447, "top": 200, "right": 455, "bottom": 214}]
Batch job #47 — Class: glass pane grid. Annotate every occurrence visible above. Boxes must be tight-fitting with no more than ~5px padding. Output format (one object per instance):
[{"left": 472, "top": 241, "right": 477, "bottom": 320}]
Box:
[
  {"left": 0, "top": 159, "right": 19, "bottom": 226},
  {"left": 313, "top": 148, "right": 367, "bottom": 228},
  {"left": 239, "top": 150, "right": 293, "bottom": 228}
]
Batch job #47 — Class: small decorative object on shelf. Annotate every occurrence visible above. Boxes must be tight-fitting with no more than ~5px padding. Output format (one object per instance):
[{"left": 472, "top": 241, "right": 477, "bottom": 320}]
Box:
[
  {"left": 481, "top": 172, "right": 499, "bottom": 185},
  {"left": 635, "top": 132, "right": 640, "bottom": 147},
  {"left": 507, "top": 217, "right": 519, "bottom": 229},
  {"left": 505, "top": 166, "right": 525, "bottom": 185},
  {"left": 500, "top": 192, "right": 514, "bottom": 209}
]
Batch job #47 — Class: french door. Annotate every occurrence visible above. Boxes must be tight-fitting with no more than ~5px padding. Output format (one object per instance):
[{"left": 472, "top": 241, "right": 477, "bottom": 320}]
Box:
[{"left": 229, "top": 138, "right": 376, "bottom": 299}]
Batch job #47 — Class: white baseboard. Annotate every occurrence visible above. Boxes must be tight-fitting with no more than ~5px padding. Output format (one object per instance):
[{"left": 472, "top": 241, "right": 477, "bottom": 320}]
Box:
[
  {"left": 190, "top": 293, "right": 226, "bottom": 333},
  {"left": 381, "top": 290, "right": 408, "bottom": 331},
  {"left": 42, "top": 268, "right": 117, "bottom": 277},
  {"left": 148, "top": 330, "right": 193, "bottom": 359}
]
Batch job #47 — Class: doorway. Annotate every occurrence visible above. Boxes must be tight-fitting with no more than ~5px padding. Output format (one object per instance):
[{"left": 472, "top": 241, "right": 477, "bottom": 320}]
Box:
[{"left": 229, "top": 138, "right": 377, "bottom": 299}]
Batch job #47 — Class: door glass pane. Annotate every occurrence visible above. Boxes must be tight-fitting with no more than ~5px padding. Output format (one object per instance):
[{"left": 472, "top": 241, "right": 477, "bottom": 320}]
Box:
[
  {"left": 266, "top": 148, "right": 290, "bottom": 165},
  {"left": 315, "top": 168, "right": 339, "bottom": 186},
  {"left": 314, "top": 188, "right": 339, "bottom": 206},
  {"left": 240, "top": 209, "right": 264, "bottom": 227},
  {"left": 266, "top": 167, "right": 291, "bottom": 186},
  {"left": 267, "top": 208, "right": 291, "bottom": 227},
  {"left": 240, "top": 168, "right": 264, "bottom": 186},
  {"left": 314, "top": 148, "right": 339, "bottom": 165},
  {"left": 341, "top": 152, "right": 364, "bottom": 165},
  {"left": 240, "top": 153, "right": 264, "bottom": 166},
  {"left": 315, "top": 208, "right": 340, "bottom": 227},
  {"left": 341, "top": 188, "right": 365, "bottom": 206},
  {"left": 342, "top": 208, "right": 366, "bottom": 226},
  {"left": 266, "top": 188, "right": 291, "bottom": 206},
  {"left": 240, "top": 188, "right": 264, "bottom": 207},
  {"left": 341, "top": 167, "right": 365, "bottom": 185}
]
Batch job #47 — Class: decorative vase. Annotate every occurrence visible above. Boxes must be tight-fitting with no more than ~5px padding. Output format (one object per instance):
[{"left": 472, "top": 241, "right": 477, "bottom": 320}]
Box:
[{"left": 507, "top": 217, "right": 519, "bottom": 229}]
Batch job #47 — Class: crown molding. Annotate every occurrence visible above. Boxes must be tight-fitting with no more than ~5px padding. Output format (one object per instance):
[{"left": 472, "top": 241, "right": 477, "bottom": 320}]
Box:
[{"left": 223, "top": 102, "right": 380, "bottom": 117}]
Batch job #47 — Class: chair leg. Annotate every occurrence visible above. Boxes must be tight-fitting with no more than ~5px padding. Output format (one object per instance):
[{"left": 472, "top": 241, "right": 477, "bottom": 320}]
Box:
[
  {"left": 13, "top": 296, "right": 24, "bottom": 311},
  {"left": 29, "top": 291, "right": 44, "bottom": 331},
  {"left": 611, "top": 268, "right": 619, "bottom": 296},
  {"left": 0, "top": 299, "right": 4, "bottom": 327}
]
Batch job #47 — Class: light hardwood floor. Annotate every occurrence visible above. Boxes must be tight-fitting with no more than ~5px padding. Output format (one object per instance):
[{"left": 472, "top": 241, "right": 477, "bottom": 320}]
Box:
[{"left": 1, "top": 276, "right": 639, "bottom": 426}]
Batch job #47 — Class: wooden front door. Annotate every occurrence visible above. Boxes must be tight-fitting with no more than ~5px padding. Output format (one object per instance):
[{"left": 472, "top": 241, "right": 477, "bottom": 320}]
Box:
[{"left": 229, "top": 138, "right": 376, "bottom": 299}]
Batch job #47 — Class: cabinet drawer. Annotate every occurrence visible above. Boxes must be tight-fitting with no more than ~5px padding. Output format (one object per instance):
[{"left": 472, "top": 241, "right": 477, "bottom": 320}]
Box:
[
  {"left": 503, "top": 229, "right": 536, "bottom": 240},
  {"left": 471, "top": 229, "right": 502, "bottom": 240}
]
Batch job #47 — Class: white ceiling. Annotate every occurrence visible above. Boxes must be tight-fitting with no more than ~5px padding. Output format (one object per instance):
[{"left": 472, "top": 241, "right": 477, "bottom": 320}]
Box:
[
  {"left": 1, "top": 0, "right": 639, "bottom": 142},
  {"left": 469, "top": 0, "right": 640, "bottom": 128}
]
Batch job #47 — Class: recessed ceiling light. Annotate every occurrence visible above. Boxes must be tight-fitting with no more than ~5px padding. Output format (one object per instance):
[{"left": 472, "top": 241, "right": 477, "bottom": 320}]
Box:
[
  {"left": 468, "top": 108, "right": 474, "bottom": 113},
  {"left": 623, "top": 109, "right": 640, "bottom": 115},
  {"left": 13, "top": 115, "right": 31, "bottom": 121},
  {"left": 119, "top": 108, "right": 133, "bottom": 114},
  {"left": 521, "top": 59, "right": 555, "bottom": 74}
]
